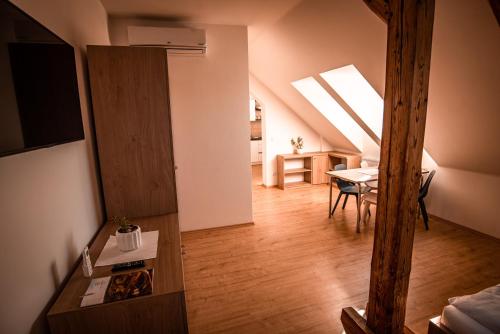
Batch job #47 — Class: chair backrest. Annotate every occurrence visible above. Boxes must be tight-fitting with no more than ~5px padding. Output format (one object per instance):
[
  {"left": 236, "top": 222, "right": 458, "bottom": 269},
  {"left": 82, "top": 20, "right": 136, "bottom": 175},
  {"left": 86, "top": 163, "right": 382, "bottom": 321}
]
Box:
[
  {"left": 419, "top": 170, "right": 436, "bottom": 199},
  {"left": 334, "top": 164, "right": 346, "bottom": 171},
  {"left": 333, "top": 164, "right": 351, "bottom": 189}
]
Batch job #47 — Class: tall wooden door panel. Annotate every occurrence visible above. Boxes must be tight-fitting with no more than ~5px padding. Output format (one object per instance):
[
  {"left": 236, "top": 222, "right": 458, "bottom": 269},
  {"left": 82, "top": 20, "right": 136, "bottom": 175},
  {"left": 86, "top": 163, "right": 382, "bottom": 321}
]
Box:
[
  {"left": 320, "top": 155, "right": 331, "bottom": 184},
  {"left": 88, "top": 46, "right": 177, "bottom": 218},
  {"left": 311, "top": 155, "right": 330, "bottom": 185}
]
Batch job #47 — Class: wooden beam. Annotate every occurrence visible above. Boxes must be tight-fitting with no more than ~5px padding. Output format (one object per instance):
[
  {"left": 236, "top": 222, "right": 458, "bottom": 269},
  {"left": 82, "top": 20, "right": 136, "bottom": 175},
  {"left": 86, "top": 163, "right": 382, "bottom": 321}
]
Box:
[
  {"left": 341, "top": 308, "right": 375, "bottom": 334},
  {"left": 363, "top": 0, "right": 390, "bottom": 23},
  {"left": 366, "top": 0, "right": 435, "bottom": 333},
  {"left": 341, "top": 308, "right": 416, "bottom": 334},
  {"left": 314, "top": 75, "right": 381, "bottom": 147},
  {"left": 489, "top": 0, "right": 500, "bottom": 25}
]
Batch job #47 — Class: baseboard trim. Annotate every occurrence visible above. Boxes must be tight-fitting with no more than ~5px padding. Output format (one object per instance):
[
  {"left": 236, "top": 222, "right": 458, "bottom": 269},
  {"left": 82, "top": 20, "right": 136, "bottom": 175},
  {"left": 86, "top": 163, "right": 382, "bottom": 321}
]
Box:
[
  {"left": 429, "top": 214, "right": 500, "bottom": 242},
  {"left": 261, "top": 184, "right": 278, "bottom": 188},
  {"left": 181, "top": 221, "right": 255, "bottom": 234}
]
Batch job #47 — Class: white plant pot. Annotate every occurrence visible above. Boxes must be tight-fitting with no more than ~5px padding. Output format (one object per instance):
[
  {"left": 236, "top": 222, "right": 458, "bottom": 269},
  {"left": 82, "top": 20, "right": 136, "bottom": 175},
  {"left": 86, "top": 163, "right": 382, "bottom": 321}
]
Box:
[
  {"left": 116, "top": 225, "right": 142, "bottom": 252},
  {"left": 294, "top": 148, "right": 303, "bottom": 154}
]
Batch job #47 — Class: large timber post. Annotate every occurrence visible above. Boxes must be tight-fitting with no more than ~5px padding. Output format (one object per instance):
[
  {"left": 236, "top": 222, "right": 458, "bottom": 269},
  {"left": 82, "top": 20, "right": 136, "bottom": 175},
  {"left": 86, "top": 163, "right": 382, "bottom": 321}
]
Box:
[{"left": 341, "top": 0, "right": 435, "bottom": 332}]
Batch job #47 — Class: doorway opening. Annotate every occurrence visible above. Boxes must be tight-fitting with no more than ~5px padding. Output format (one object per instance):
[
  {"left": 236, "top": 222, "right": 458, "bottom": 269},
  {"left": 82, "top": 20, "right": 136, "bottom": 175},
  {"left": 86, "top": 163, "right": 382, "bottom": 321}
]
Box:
[{"left": 249, "top": 96, "right": 264, "bottom": 186}]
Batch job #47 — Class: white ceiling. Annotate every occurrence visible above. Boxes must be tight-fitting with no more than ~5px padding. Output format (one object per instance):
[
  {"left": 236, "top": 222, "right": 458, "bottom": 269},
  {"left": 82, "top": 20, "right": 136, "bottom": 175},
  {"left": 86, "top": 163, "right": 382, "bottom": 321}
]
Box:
[{"left": 100, "top": 0, "right": 303, "bottom": 42}]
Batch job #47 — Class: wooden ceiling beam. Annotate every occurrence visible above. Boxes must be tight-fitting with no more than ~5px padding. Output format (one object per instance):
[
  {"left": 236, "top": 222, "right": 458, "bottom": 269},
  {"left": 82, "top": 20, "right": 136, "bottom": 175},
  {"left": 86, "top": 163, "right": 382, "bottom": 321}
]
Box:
[
  {"left": 363, "top": 0, "right": 390, "bottom": 23},
  {"left": 489, "top": 0, "right": 500, "bottom": 25},
  {"left": 314, "top": 74, "right": 381, "bottom": 147}
]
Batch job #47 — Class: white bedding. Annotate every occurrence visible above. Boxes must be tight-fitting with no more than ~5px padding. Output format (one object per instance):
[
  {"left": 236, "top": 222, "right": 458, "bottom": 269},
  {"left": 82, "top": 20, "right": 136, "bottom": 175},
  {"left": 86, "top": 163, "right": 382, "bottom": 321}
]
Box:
[
  {"left": 441, "top": 284, "right": 500, "bottom": 333},
  {"left": 449, "top": 284, "right": 500, "bottom": 332},
  {"left": 441, "top": 305, "right": 493, "bottom": 334}
]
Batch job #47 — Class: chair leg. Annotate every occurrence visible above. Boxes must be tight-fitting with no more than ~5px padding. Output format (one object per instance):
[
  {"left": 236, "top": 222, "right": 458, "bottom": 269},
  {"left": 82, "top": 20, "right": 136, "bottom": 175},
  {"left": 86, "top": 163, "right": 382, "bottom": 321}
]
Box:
[
  {"left": 419, "top": 198, "right": 429, "bottom": 230},
  {"left": 331, "top": 192, "right": 343, "bottom": 216},
  {"left": 362, "top": 202, "right": 370, "bottom": 223},
  {"left": 342, "top": 194, "right": 349, "bottom": 209}
]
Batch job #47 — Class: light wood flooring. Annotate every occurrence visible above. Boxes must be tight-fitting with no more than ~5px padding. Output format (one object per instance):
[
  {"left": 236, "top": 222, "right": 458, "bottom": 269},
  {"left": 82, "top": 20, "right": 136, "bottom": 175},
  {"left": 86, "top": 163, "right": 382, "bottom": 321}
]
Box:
[{"left": 181, "top": 167, "right": 500, "bottom": 333}]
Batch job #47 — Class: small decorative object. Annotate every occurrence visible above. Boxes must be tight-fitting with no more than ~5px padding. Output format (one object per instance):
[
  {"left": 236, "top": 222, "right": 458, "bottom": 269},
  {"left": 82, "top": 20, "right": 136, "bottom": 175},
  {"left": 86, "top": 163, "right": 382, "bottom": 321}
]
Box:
[
  {"left": 113, "top": 216, "right": 142, "bottom": 252},
  {"left": 291, "top": 136, "right": 304, "bottom": 154}
]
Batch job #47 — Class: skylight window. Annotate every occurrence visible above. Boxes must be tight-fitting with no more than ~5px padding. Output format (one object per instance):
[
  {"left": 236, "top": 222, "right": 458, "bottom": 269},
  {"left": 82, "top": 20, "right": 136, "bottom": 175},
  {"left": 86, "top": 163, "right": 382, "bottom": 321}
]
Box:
[
  {"left": 320, "top": 64, "right": 436, "bottom": 166},
  {"left": 291, "top": 77, "right": 363, "bottom": 150},
  {"left": 320, "top": 65, "right": 383, "bottom": 138}
]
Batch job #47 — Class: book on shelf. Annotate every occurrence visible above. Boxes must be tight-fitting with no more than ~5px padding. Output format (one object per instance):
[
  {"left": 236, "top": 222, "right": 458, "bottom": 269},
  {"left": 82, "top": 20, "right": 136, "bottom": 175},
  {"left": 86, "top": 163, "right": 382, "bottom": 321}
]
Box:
[{"left": 81, "top": 269, "right": 153, "bottom": 307}]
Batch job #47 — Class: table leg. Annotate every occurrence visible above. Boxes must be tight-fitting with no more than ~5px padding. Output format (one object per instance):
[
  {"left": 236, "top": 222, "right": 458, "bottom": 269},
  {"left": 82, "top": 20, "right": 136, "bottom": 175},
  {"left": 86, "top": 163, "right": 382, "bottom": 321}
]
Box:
[
  {"left": 328, "top": 177, "right": 333, "bottom": 219},
  {"left": 356, "top": 183, "right": 362, "bottom": 233}
]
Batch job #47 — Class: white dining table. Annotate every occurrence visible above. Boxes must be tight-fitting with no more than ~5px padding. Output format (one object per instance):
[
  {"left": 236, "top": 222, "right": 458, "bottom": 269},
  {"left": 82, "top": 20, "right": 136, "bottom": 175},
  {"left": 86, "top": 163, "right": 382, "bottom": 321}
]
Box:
[{"left": 326, "top": 167, "right": 428, "bottom": 233}]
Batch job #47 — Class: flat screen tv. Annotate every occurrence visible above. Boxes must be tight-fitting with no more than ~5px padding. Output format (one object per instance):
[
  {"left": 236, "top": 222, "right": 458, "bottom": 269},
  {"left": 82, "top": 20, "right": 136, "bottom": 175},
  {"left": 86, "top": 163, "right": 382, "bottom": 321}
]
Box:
[{"left": 0, "top": 0, "right": 84, "bottom": 157}]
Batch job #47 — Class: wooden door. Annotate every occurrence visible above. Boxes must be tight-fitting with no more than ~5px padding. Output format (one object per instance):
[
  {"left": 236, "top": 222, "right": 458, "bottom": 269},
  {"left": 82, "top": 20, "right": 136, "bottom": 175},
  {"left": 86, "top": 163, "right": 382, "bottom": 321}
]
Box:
[
  {"left": 320, "top": 155, "right": 331, "bottom": 183},
  {"left": 88, "top": 46, "right": 177, "bottom": 219},
  {"left": 311, "top": 155, "right": 330, "bottom": 184}
]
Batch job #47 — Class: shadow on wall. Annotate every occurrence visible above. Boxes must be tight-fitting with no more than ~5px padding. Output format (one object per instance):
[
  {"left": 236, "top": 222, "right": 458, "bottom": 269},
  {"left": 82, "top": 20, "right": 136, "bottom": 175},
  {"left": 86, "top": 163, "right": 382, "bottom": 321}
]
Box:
[
  {"left": 76, "top": 48, "right": 107, "bottom": 222},
  {"left": 29, "top": 233, "right": 80, "bottom": 334}
]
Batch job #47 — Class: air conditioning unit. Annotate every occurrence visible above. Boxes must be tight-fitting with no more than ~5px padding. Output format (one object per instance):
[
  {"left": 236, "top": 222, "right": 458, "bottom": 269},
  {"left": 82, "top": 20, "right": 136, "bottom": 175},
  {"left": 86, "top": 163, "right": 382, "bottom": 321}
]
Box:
[{"left": 128, "top": 26, "right": 207, "bottom": 54}]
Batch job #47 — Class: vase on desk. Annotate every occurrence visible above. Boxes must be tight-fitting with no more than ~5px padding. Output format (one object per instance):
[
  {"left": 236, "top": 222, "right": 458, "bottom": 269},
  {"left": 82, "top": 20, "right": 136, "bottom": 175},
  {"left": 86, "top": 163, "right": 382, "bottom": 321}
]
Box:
[
  {"left": 294, "top": 148, "right": 303, "bottom": 154},
  {"left": 116, "top": 225, "right": 142, "bottom": 251}
]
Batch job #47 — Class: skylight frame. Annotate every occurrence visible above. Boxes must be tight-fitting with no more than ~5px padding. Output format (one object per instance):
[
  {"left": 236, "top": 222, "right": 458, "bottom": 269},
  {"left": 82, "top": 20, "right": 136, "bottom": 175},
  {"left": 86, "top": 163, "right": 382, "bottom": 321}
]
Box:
[{"left": 291, "top": 76, "right": 364, "bottom": 151}]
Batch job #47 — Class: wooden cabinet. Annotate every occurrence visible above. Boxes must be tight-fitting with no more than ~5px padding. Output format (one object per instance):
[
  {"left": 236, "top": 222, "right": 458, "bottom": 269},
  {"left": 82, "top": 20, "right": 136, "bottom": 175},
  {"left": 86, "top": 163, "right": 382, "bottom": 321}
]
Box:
[
  {"left": 311, "top": 155, "right": 330, "bottom": 184},
  {"left": 329, "top": 152, "right": 361, "bottom": 170},
  {"left": 57, "top": 46, "right": 188, "bottom": 333},
  {"left": 277, "top": 151, "right": 361, "bottom": 189},
  {"left": 87, "top": 46, "right": 177, "bottom": 219},
  {"left": 47, "top": 215, "right": 188, "bottom": 334}
]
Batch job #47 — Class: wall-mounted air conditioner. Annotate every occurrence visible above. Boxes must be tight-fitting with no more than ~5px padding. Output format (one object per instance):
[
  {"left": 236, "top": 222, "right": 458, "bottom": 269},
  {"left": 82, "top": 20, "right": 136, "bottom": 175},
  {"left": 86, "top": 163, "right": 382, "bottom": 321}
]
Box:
[{"left": 128, "top": 26, "right": 207, "bottom": 54}]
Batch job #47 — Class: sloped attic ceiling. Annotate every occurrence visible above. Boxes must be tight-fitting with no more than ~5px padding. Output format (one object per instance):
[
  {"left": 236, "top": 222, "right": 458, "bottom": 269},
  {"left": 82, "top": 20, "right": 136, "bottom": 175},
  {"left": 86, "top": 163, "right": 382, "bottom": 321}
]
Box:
[
  {"left": 100, "top": 0, "right": 500, "bottom": 175},
  {"left": 250, "top": 0, "right": 500, "bottom": 175},
  {"left": 249, "top": 0, "right": 387, "bottom": 154},
  {"left": 427, "top": 0, "right": 500, "bottom": 175}
]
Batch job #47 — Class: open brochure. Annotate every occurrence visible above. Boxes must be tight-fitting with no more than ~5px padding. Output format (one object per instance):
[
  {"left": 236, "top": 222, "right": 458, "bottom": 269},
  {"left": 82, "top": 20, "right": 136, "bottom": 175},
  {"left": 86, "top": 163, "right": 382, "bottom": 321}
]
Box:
[{"left": 81, "top": 269, "right": 153, "bottom": 307}]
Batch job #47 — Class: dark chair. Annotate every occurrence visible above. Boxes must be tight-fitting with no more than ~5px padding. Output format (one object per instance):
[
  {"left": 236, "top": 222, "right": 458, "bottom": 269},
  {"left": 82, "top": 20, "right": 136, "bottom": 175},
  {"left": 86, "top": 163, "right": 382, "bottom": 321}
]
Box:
[
  {"left": 331, "top": 164, "right": 370, "bottom": 216},
  {"left": 419, "top": 170, "right": 436, "bottom": 230}
]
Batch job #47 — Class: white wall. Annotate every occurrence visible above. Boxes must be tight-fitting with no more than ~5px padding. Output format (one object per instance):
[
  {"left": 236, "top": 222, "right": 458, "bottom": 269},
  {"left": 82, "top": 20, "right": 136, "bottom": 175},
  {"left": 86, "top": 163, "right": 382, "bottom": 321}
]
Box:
[
  {"left": 427, "top": 168, "right": 500, "bottom": 239},
  {"left": 0, "top": 0, "right": 109, "bottom": 333},
  {"left": 109, "top": 19, "right": 253, "bottom": 232},
  {"left": 250, "top": 74, "right": 334, "bottom": 186},
  {"left": 169, "top": 25, "right": 253, "bottom": 231}
]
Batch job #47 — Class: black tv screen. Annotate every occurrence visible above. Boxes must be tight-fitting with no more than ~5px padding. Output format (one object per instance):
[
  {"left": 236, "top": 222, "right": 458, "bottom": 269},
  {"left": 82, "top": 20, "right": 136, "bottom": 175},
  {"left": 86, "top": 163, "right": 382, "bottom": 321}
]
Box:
[{"left": 0, "top": 0, "right": 84, "bottom": 157}]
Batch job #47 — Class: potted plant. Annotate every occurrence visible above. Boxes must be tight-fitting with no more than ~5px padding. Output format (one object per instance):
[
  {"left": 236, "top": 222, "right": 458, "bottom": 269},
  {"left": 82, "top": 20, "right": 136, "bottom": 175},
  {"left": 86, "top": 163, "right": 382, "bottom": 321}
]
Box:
[
  {"left": 112, "top": 216, "right": 142, "bottom": 252},
  {"left": 291, "top": 136, "right": 304, "bottom": 154}
]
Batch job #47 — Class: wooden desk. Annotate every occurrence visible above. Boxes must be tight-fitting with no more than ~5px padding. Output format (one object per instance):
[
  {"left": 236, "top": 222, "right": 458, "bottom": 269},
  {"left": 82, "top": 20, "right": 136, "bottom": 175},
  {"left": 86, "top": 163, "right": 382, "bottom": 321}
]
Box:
[
  {"left": 47, "top": 214, "right": 188, "bottom": 334},
  {"left": 277, "top": 151, "right": 361, "bottom": 190}
]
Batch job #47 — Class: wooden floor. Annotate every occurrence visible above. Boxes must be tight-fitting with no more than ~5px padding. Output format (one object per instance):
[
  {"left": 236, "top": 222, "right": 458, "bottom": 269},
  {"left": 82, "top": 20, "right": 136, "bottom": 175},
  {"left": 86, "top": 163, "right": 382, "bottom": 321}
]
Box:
[{"left": 181, "top": 167, "right": 500, "bottom": 333}]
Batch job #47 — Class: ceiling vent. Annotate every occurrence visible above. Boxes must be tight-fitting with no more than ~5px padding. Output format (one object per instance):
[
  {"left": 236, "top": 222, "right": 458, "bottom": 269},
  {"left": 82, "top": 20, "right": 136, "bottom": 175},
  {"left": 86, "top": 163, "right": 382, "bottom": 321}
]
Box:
[{"left": 128, "top": 26, "right": 207, "bottom": 54}]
